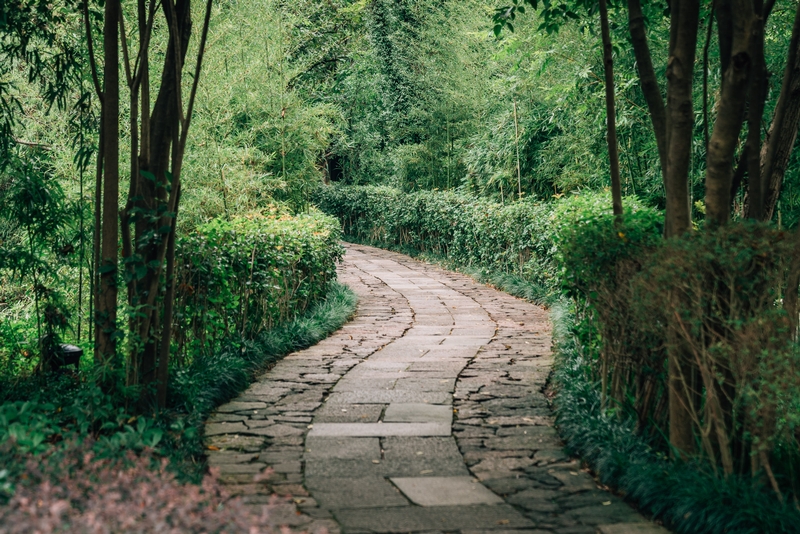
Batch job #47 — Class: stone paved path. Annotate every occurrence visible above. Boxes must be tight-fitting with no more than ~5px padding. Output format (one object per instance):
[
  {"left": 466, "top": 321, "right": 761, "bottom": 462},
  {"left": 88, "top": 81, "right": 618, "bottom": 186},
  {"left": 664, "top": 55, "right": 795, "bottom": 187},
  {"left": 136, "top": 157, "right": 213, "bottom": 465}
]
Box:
[{"left": 206, "top": 244, "right": 669, "bottom": 534}]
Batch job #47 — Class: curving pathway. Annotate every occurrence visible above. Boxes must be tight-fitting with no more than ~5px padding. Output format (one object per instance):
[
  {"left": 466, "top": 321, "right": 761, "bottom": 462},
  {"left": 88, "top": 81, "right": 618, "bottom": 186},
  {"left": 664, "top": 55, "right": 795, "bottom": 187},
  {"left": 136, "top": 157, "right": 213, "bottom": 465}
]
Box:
[{"left": 205, "top": 244, "right": 668, "bottom": 534}]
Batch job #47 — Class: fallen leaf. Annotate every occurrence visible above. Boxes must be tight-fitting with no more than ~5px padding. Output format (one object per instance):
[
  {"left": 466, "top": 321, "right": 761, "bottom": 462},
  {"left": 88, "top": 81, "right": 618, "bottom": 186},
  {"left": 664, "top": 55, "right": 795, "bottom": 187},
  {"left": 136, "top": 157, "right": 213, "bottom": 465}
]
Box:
[
  {"left": 372, "top": 460, "right": 380, "bottom": 464},
  {"left": 602, "top": 501, "right": 611, "bottom": 506},
  {"left": 206, "top": 445, "right": 220, "bottom": 451}
]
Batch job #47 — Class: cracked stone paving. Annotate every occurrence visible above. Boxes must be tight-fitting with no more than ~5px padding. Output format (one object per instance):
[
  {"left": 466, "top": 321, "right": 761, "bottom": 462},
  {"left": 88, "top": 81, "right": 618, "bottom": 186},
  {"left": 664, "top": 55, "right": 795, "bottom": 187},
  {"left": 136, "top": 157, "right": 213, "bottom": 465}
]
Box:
[{"left": 205, "top": 243, "right": 669, "bottom": 534}]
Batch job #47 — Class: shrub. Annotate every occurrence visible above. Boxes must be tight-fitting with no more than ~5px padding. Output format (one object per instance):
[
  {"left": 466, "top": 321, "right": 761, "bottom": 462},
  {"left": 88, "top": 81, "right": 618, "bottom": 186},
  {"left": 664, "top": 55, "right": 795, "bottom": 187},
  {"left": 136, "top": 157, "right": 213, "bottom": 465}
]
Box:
[
  {"left": 556, "top": 202, "right": 665, "bottom": 429},
  {"left": 636, "top": 223, "right": 800, "bottom": 487},
  {"left": 173, "top": 207, "right": 343, "bottom": 359},
  {"left": 0, "top": 439, "right": 283, "bottom": 533},
  {"left": 313, "top": 184, "right": 558, "bottom": 289}
]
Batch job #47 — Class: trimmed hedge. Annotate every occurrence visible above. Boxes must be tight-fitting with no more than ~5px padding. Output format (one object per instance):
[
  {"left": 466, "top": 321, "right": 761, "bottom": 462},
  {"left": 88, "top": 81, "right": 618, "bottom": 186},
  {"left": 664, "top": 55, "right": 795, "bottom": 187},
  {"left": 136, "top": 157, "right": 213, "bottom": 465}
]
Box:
[
  {"left": 1, "top": 209, "right": 355, "bottom": 507},
  {"left": 314, "top": 184, "right": 557, "bottom": 292},
  {"left": 174, "top": 208, "right": 343, "bottom": 356}
]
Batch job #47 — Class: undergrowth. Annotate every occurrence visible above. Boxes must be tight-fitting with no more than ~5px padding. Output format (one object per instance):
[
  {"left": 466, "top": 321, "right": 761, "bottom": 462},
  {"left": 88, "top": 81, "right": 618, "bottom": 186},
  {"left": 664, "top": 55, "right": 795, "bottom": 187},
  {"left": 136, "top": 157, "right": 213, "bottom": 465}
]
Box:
[
  {"left": 552, "top": 302, "right": 800, "bottom": 534},
  {"left": 0, "top": 281, "right": 358, "bottom": 497}
]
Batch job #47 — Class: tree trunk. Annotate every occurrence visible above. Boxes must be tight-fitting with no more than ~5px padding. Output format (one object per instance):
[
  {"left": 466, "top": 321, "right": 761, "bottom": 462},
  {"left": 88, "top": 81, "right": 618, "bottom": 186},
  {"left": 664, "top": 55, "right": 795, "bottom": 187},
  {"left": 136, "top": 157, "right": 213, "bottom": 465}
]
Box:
[
  {"left": 600, "top": 0, "right": 623, "bottom": 217},
  {"left": 760, "top": 1, "right": 800, "bottom": 221},
  {"left": 96, "top": 0, "right": 120, "bottom": 368},
  {"left": 705, "top": 0, "right": 753, "bottom": 227},
  {"left": 745, "top": 1, "right": 766, "bottom": 220},
  {"left": 665, "top": 0, "right": 701, "bottom": 457},
  {"left": 133, "top": 0, "right": 192, "bottom": 407},
  {"left": 627, "top": 0, "right": 667, "bottom": 183}
]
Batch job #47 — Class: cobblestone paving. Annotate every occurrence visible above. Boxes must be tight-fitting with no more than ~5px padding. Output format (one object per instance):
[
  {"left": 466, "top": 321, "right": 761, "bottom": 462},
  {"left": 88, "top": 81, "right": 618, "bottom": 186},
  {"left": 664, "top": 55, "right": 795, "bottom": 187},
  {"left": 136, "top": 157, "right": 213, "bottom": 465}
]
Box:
[{"left": 206, "top": 244, "right": 669, "bottom": 534}]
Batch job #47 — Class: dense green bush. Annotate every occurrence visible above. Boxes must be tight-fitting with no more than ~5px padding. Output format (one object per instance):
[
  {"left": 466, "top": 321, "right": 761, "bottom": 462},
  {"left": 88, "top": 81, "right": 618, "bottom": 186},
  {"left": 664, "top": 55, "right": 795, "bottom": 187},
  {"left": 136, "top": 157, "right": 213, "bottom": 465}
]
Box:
[
  {"left": 556, "top": 200, "right": 666, "bottom": 429},
  {"left": 0, "top": 209, "right": 354, "bottom": 500},
  {"left": 314, "top": 184, "right": 558, "bottom": 290},
  {"left": 636, "top": 224, "right": 800, "bottom": 483},
  {"left": 173, "top": 208, "right": 343, "bottom": 359},
  {"left": 553, "top": 302, "right": 800, "bottom": 534}
]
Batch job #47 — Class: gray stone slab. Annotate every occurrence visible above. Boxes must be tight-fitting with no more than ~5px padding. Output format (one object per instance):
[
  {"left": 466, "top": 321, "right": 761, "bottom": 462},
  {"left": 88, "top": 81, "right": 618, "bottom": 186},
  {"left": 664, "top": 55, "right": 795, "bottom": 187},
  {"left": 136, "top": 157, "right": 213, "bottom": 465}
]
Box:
[
  {"left": 204, "top": 434, "right": 265, "bottom": 452},
  {"left": 307, "top": 422, "right": 450, "bottom": 437},
  {"left": 484, "top": 430, "right": 561, "bottom": 451},
  {"left": 357, "top": 361, "right": 411, "bottom": 370},
  {"left": 383, "top": 403, "right": 453, "bottom": 423},
  {"left": 325, "top": 390, "right": 452, "bottom": 405},
  {"left": 394, "top": 377, "right": 456, "bottom": 392},
  {"left": 306, "top": 477, "right": 409, "bottom": 509},
  {"left": 441, "top": 337, "right": 492, "bottom": 346},
  {"left": 333, "top": 504, "right": 534, "bottom": 532},
  {"left": 391, "top": 476, "right": 503, "bottom": 506},
  {"left": 314, "top": 403, "right": 384, "bottom": 423},
  {"left": 204, "top": 422, "right": 248, "bottom": 436},
  {"left": 304, "top": 452, "right": 469, "bottom": 479},
  {"left": 215, "top": 401, "right": 267, "bottom": 413},
  {"left": 304, "top": 437, "right": 381, "bottom": 459},
  {"left": 333, "top": 377, "right": 397, "bottom": 391}
]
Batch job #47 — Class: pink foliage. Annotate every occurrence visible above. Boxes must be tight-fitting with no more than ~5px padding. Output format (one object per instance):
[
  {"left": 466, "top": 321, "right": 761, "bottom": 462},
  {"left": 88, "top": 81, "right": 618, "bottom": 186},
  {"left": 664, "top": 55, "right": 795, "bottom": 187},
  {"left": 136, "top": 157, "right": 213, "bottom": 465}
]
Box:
[{"left": 0, "top": 443, "right": 285, "bottom": 533}]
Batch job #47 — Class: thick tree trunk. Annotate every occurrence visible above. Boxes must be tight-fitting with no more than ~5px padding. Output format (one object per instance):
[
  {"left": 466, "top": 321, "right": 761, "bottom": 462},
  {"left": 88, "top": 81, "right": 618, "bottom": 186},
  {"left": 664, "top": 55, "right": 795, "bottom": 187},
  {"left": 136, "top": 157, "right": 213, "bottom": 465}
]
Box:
[
  {"left": 665, "top": 0, "right": 701, "bottom": 457},
  {"left": 717, "top": 0, "right": 734, "bottom": 76},
  {"left": 705, "top": 0, "right": 753, "bottom": 227},
  {"left": 600, "top": 0, "right": 623, "bottom": 217},
  {"left": 664, "top": 0, "right": 699, "bottom": 239},
  {"left": 627, "top": 0, "right": 667, "bottom": 183},
  {"left": 96, "top": 0, "right": 120, "bottom": 368}
]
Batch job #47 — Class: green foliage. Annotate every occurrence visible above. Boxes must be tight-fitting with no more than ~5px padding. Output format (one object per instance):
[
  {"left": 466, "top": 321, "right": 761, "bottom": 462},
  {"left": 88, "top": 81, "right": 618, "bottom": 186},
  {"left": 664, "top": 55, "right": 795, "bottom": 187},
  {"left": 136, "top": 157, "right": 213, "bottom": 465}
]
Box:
[
  {"left": 0, "top": 280, "right": 358, "bottom": 498},
  {"left": 553, "top": 301, "right": 800, "bottom": 534},
  {"left": 314, "top": 184, "right": 559, "bottom": 289},
  {"left": 173, "top": 208, "right": 343, "bottom": 357},
  {"left": 636, "top": 223, "right": 800, "bottom": 479},
  {"left": 171, "top": 281, "right": 357, "bottom": 418}
]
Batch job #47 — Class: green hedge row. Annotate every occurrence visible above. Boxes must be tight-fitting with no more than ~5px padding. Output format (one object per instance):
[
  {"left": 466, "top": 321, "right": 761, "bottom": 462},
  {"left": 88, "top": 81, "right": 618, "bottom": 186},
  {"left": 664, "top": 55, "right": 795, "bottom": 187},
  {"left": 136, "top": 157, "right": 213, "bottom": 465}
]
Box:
[
  {"left": 313, "top": 184, "right": 648, "bottom": 294},
  {"left": 174, "top": 208, "right": 343, "bottom": 358},
  {"left": 314, "top": 185, "right": 556, "bottom": 290}
]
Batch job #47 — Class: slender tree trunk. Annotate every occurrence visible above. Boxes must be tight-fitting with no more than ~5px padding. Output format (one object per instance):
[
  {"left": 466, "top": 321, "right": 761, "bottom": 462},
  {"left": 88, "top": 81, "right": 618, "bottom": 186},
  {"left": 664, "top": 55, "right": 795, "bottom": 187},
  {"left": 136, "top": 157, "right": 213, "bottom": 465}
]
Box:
[
  {"left": 157, "top": 184, "right": 180, "bottom": 407},
  {"left": 705, "top": 0, "right": 753, "bottom": 227},
  {"left": 746, "top": 1, "right": 767, "bottom": 220},
  {"left": 627, "top": 0, "right": 667, "bottom": 183},
  {"left": 134, "top": 0, "right": 192, "bottom": 406},
  {"left": 91, "top": 128, "right": 103, "bottom": 348},
  {"left": 665, "top": 0, "right": 701, "bottom": 457},
  {"left": 96, "top": 0, "right": 120, "bottom": 368},
  {"left": 760, "top": 1, "right": 800, "bottom": 221},
  {"left": 600, "top": 0, "right": 623, "bottom": 217}
]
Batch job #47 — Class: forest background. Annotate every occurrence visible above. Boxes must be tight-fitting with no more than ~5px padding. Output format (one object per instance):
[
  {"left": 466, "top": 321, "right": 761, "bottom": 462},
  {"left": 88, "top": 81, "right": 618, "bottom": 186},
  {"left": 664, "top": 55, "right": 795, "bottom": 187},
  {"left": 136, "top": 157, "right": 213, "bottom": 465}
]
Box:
[{"left": 3, "top": 0, "right": 800, "bottom": 531}]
